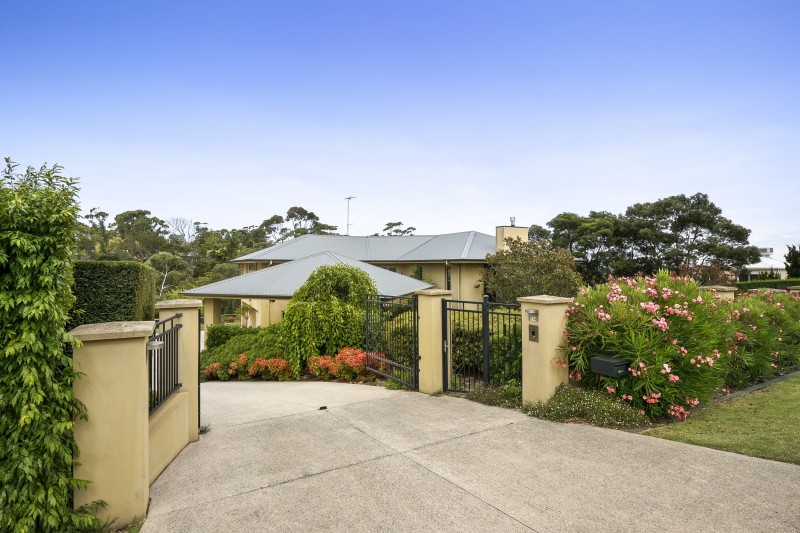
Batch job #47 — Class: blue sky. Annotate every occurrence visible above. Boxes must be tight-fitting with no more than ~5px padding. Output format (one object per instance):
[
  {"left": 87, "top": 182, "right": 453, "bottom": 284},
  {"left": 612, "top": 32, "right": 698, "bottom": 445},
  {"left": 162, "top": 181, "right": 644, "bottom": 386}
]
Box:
[{"left": 2, "top": 1, "right": 798, "bottom": 255}]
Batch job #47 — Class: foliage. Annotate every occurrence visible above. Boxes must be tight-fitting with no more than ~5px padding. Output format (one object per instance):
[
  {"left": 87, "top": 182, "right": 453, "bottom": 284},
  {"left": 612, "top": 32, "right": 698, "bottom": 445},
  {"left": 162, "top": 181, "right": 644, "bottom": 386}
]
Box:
[
  {"left": 758, "top": 268, "right": 782, "bottom": 280},
  {"left": 523, "top": 383, "right": 648, "bottom": 428},
  {"left": 382, "top": 221, "right": 416, "bottom": 236},
  {"left": 146, "top": 251, "right": 189, "bottom": 295},
  {"left": 547, "top": 193, "right": 760, "bottom": 283},
  {"left": 482, "top": 238, "right": 582, "bottom": 302},
  {"left": 205, "top": 324, "right": 259, "bottom": 351},
  {"left": 306, "top": 347, "right": 372, "bottom": 382},
  {"left": 283, "top": 265, "right": 377, "bottom": 376},
  {"left": 248, "top": 358, "right": 293, "bottom": 380},
  {"left": 227, "top": 353, "right": 251, "bottom": 380},
  {"left": 0, "top": 158, "right": 101, "bottom": 531},
  {"left": 465, "top": 381, "right": 522, "bottom": 409},
  {"left": 736, "top": 278, "right": 800, "bottom": 292},
  {"left": 71, "top": 260, "right": 158, "bottom": 327},
  {"left": 200, "top": 324, "right": 284, "bottom": 373},
  {"left": 564, "top": 272, "right": 800, "bottom": 420},
  {"left": 786, "top": 245, "right": 800, "bottom": 278}
]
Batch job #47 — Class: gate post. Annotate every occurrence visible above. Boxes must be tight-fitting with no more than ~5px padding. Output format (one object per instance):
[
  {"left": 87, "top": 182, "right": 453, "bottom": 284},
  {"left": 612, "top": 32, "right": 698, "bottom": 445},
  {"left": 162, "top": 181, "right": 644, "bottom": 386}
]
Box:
[
  {"left": 155, "top": 299, "right": 202, "bottom": 442},
  {"left": 517, "top": 295, "right": 572, "bottom": 404},
  {"left": 416, "top": 289, "right": 451, "bottom": 395}
]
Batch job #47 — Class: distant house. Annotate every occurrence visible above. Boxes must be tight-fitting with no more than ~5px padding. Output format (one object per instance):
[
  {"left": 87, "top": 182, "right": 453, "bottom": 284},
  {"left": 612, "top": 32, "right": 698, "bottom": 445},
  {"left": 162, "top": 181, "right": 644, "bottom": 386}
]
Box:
[
  {"left": 183, "top": 224, "right": 528, "bottom": 328},
  {"left": 739, "top": 247, "right": 788, "bottom": 281}
]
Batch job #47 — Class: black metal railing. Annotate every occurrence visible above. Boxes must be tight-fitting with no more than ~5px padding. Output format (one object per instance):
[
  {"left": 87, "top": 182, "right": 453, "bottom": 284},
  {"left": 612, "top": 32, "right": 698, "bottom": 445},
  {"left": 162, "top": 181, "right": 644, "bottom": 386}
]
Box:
[
  {"left": 442, "top": 295, "right": 521, "bottom": 393},
  {"left": 365, "top": 295, "right": 419, "bottom": 388},
  {"left": 149, "top": 314, "right": 182, "bottom": 415}
]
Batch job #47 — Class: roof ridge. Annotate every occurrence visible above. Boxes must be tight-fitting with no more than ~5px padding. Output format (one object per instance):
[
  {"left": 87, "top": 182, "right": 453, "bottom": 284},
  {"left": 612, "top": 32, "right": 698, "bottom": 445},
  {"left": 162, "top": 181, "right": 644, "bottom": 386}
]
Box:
[
  {"left": 395, "top": 235, "right": 437, "bottom": 261},
  {"left": 460, "top": 231, "right": 476, "bottom": 259}
]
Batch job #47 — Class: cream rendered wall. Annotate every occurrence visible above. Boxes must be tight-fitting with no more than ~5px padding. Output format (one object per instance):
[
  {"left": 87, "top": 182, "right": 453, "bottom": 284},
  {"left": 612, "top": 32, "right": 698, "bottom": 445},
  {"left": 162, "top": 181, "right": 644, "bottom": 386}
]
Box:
[{"left": 241, "top": 297, "right": 290, "bottom": 326}]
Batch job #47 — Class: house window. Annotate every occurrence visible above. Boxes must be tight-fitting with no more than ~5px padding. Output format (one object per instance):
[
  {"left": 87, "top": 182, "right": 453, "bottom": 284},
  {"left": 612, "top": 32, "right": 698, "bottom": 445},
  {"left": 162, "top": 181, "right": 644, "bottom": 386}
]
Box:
[
  {"left": 387, "top": 267, "right": 397, "bottom": 273},
  {"left": 411, "top": 265, "right": 423, "bottom": 280},
  {"left": 445, "top": 266, "right": 451, "bottom": 290},
  {"left": 248, "top": 263, "right": 257, "bottom": 273}
]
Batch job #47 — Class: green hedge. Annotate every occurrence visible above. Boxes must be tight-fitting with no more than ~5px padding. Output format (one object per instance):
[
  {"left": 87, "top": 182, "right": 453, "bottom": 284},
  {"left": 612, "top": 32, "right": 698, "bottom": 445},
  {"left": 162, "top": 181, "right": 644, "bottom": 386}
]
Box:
[
  {"left": 71, "top": 260, "right": 158, "bottom": 327},
  {"left": 736, "top": 279, "right": 800, "bottom": 292},
  {"left": 201, "top": 324, "right": 286, "bottom": 378},
  {"left": 205, "top": 323, "right": 259, "bottom": 351}
]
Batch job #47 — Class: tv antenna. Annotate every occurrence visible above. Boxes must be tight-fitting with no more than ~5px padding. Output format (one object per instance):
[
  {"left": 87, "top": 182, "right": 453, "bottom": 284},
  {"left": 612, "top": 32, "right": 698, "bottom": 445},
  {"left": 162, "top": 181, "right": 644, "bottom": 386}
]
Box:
[{"left": 345, "top": 196, "right": 356, "bottom": 235}]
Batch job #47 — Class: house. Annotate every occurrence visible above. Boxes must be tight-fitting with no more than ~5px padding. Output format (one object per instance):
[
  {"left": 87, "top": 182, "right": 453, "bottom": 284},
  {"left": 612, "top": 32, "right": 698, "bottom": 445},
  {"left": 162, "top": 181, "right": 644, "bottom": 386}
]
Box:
[
  {"left": 739, "top": 247, "right": 788, "bottom": 281},
  {"left": 184, "top": 224, "right": 528, "bottom": 328}
]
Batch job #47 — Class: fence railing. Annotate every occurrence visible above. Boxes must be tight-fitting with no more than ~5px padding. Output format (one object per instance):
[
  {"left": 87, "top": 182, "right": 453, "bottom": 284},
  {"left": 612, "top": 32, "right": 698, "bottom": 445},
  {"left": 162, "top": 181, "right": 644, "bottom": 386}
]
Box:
[
  {"left": 365, "top": 295, "right": 419, "bottom": 388},
  {"left": 149, "top": 313, "right": 182, "bottom": 414},
  {"left": 443, "top": 295, "right": 522, "bottom": 392}
]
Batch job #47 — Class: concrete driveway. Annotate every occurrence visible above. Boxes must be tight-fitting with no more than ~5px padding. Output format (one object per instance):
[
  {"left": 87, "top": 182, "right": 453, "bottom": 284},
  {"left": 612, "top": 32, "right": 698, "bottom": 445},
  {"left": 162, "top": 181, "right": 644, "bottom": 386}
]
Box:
[{"left": 142, "top": 381, "right": 800, "bottom": 532}]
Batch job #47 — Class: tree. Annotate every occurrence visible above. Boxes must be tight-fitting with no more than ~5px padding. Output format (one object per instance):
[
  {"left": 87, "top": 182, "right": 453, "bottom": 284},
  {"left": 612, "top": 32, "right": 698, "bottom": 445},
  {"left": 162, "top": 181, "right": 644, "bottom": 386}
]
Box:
[
  {"left": 382, "top": 221, "right": 416, "bottom": 236},
  {"left": 482, "top": 238, "right": 583, "bottom": 303},
  {"left": 528, "top": 224, "right": 551, "bottom": 242},
  {"left": 147, "top": 251, "right": 190, "bottom": 295},
  {"left": 545, "top": 193, "right": 760, "bottom": 283},
  {"left": 785, "top": 245, "right": 800, "bottom": 278},
  {"left": 109, "top": 209, "right": 170, "bottom": 261},
  {"left": 0, "top": 158, "right": 101, "bottom": 530}
]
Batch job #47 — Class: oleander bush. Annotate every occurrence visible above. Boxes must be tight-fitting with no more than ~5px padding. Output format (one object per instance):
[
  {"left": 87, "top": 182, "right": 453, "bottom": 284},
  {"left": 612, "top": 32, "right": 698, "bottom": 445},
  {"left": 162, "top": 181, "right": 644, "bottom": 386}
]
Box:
[{"left": 565, "top": 271, "right": 800, "bottom": 421}]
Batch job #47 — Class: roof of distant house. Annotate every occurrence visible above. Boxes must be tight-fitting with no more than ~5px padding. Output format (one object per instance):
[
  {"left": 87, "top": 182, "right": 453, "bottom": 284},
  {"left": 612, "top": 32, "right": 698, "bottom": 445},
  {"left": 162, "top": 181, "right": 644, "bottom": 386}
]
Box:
[
  {"left": 182, "top": 252, "right": 434, "bottom": 298},
  {"left": 743, "top": 255, "right": 786, "bottom": 271},
  {"left": 231, "top": 232, "right": 496, "bottom": 263}
]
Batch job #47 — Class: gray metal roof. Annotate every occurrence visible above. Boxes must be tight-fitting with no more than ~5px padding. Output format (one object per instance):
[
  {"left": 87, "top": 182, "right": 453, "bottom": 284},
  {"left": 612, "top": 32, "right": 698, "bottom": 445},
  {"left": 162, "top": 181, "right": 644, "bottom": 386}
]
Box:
[
  {"left": 232, "top": 232, "right": 495, "bottom": 263},
  {"left": 182, "top": 252, "right": 434, "bottom": 299}
]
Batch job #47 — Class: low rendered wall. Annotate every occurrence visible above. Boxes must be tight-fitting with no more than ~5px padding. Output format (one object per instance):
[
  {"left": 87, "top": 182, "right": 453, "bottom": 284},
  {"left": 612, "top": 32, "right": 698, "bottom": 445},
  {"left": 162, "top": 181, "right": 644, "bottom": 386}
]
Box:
[{"left": 149, "top": 391, "right": 190, "bottom": 484}]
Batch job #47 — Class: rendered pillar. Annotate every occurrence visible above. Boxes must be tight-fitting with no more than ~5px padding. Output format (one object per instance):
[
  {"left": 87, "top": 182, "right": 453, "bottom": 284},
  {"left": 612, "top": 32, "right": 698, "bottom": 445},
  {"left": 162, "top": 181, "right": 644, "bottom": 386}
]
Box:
[
  {"left": 416, "top": 289, "right": 451, "bottom": 395},
  {"left": 518, "top": 295, "right": 572, "bottom": 404}
]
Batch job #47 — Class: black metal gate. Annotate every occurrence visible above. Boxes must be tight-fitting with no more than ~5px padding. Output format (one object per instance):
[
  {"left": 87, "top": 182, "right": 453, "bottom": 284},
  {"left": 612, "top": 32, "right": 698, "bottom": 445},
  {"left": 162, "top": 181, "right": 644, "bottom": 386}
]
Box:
[
  {"left": 442, "top": 295, "right": 522, "bottom": 393},
  {"left": 149, "top": 314, "right": 182, "bottom": 414},
  {"left": 365, "top": 295, "right": 419, "bottom": 388}
]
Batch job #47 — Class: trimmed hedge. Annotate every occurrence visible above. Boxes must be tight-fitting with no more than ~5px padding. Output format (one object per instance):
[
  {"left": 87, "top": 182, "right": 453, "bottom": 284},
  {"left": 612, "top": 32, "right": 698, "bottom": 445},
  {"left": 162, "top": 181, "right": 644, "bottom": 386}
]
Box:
[
  {"left": 736, "top": 278, "right": 800, "bottom": 292},
  {"left": 71, "top": 260, "right": 158, "bottom": 327},
  {"left": 200, "top": 324, "right": 286, "bottom": 379},
  {"left": 205, "top": 323, "right": 259, "bottom": 351}
]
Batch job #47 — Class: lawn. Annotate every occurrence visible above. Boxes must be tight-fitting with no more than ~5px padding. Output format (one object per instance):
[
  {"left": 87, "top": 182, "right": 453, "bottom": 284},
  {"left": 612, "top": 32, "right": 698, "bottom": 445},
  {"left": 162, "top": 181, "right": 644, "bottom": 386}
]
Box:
[{"left": 644, "top": 375, "right": 800, "bottom": 465}]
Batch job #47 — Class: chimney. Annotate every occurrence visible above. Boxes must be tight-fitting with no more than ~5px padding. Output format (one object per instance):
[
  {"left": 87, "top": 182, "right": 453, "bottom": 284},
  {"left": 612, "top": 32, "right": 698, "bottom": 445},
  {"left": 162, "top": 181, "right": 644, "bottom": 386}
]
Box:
[{"left": 496, "top": 221, "right": 528, "bottom": 251}]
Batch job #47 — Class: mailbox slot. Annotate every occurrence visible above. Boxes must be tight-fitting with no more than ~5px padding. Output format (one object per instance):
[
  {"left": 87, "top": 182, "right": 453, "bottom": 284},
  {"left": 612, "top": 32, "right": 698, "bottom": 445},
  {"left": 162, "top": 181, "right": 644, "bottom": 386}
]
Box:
[
  {"left": 590, "top": 355, "right": 631, "bottom": 377},
  {"left": 528, "top": 324, "right": 539, "bottom": 342}
]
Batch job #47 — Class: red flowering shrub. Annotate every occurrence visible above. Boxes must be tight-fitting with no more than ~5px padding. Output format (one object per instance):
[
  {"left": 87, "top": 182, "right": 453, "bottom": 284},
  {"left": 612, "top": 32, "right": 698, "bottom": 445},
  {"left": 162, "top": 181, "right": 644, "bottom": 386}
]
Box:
[
  {"left": 203, "top": 362, "right": 226, "bottom": 380},
  {"left": 228, "top": 353, "right": 250, "bottom": 380},
  {"left": 248, "top": 357, "right": 293, "bottom": 381},
  {"left": 334, "top": 347, "right": 368, "bottom": 381},
  {"left": 307, "top": 355, "right": 337, "bottom": 380}
]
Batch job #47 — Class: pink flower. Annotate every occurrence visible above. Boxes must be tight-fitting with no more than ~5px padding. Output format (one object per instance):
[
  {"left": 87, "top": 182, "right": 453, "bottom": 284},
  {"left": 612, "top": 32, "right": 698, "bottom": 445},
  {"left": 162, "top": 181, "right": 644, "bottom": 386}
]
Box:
[
  {"left": 669, "top": 374, "right": 680, "bottom": 383},
  {"left": 606, "top": 386, "right": 616, "bottom": 394}
]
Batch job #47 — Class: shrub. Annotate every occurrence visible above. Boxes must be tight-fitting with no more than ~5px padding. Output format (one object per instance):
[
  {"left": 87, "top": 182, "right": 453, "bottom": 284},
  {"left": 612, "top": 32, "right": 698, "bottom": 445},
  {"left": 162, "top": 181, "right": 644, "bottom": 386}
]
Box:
[
  {"left": 227, "top": 353, "right": 250, "bottom": 380},
  {"left": 0, "top": 159, "right": 101, "bottom": 531},
  {"left": 307, "top": 348, "right": 372, "bottom": 382},
  {"left": 307, "top": 355, "right": 337, "bottom": 380},
  {"left": 248, "top": 358, "right": 293, "bottom": 381},
  {"left": 203, "top": 362, "right": 225, "bottom": 380},
  {"left": 205, "top": 323, "right": 259, "bottom": 351},
  {"left": 566, "top": 271, "right": 734, "bottom": 420},
  {"left": 736, "top": 278, "right": 800, "bottom": 292},
  {"left": 201, "top": 323, "right": 285, "bottom": 372},
  {"left": 283, "top": 265, "right": 377, "bottom": 376},
  {"left": 466, "top": 380, "right": 523, "bottom": 409},
  {"left": 447, "top": 308, "right": 522, "bottom": 386},
  {"left": 523, "top": 383, "right": 647, "bottom": 428},
  {"left": 71, "top": 260, "right": 158, "bottom": 327}
]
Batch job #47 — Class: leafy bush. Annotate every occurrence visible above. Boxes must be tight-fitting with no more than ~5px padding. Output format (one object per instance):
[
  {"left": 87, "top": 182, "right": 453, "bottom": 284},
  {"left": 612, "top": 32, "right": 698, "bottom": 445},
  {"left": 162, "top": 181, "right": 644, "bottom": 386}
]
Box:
[
  {"left": 523, "top": 383, "right": 647, "bottom": 428},
  {"left": 248, "top": 358, "right": 293, "bottom": 380},
  {"left": 205, "top": 323, "right": 258, "bottom": 351},
  {"left": 307, "top": 347, "right": 372, "bottom": 382},
  {"left": 565, "top": 272, "right": 800, "bottom": 421},
  {"left": 201, "top": 323, "right": 285, "bottom": 373},
  {"left": 283, "top": 264, "right": 377, "bottom": 376},
  {"left": 736, "top": 278, "right": 800, "bottom": 292},
  {"left": 466, "top": 380, "right": 523, "bottom": 409},
  {"left": 0, "top": 159, "right": 101, "bottom": 531},
  {"left": 566, "top": 271, "right": 734, "bottom": 420},
  {"left": 724, "top": 290, "right": 800, "bottom": 388},
  {"left": 227, "top": 353, "right": 250, "bottom": 380},
  {"left": 71, "top": 260, "right": 158, "bottom": 327}
]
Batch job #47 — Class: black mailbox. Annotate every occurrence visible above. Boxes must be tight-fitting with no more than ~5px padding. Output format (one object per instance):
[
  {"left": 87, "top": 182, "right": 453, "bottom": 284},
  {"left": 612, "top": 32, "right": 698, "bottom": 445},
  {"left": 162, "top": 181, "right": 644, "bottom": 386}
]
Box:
[{"left": 590, "top": 356, "right": 631, "bottom": 377}]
